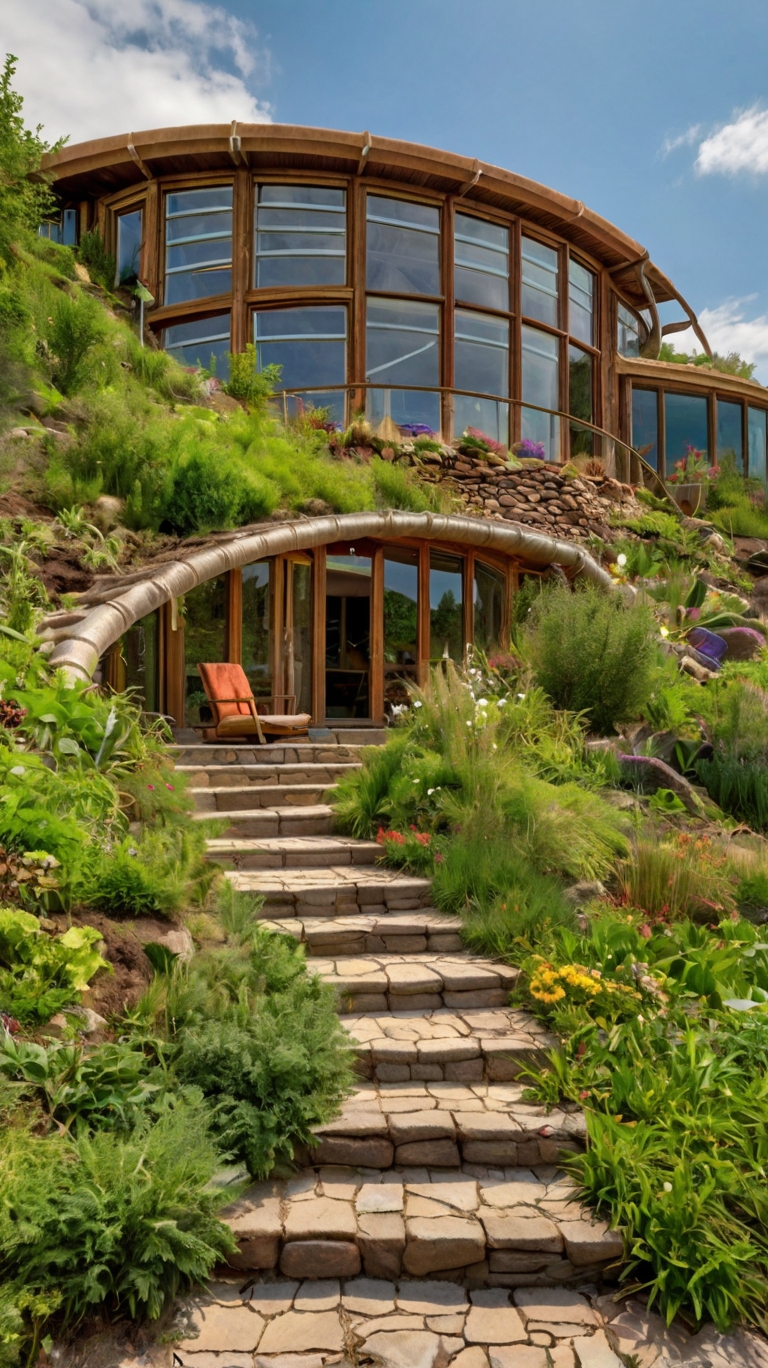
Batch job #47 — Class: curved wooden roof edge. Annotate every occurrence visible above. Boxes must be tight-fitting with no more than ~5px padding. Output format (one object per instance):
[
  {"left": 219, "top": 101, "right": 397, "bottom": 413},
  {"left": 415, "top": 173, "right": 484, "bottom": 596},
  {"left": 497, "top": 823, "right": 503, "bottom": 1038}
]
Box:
[
  {"left": 39, "top": 511, "right": 615, "bottom": 682},
  {"left": 41, "top": 121, "right": 679, "bottom": 304}
]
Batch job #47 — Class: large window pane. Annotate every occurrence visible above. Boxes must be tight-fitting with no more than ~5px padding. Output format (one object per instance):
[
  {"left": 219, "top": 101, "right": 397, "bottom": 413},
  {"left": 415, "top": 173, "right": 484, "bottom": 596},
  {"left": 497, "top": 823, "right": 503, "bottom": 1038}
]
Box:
[
  {"left": 384, "top": 549, "right": 419, "bottom": 711},
  {"left": 254, "top": 305, "right": 347, "bottom": 423},
  {"left": 121, "top": 612, "right": 159, "bottom": 713},
  {"left": 717, "top": 400, "right": 743, "bottom": 470},
  {"left": 617, "top": 303, "right": 648, "bottom": 357},
  {"left": 165, "top": 186, "right": 232, "bottom": 305},
  {"left": 454, "top": 308, "right": 509, "bottom": 444},
  {"left": 569, "top": 344, "right": 593, "bottom": 458},
  {"left": 185, "top": 576, "right": 227, "bottom": 727},
  {"left": 163, "top": 313, "right": 231, "bottom": 379},
  {"left": 454, "top": 212, "right": 509, "bottom": 311},
  {"left": 325, "top": 555, "right": 371, "bottom": 720},
  {"left": 430, "top": 550, "right": 464, "bottom": 662},
  {"left": 116, "top": 209, "right": 142, "bottom": 287},
  {"left": 522, "top": 325, "right": 560, "bottom": 459},
  {"left": 665, "top": 392, "right": 709, "bottom": 472},
  {"left": 366, "top": 297, "right": 440, "bottom": 432},
  {"left": 255, "top": 184, "right": 346, "bottom": 288},
  {"left": 473, "top": 561, "right": 505, "bottom": 652},
  {"left": 242, "top": 562, "right": 271, "bottom": 697},
  {"left": 521, "top": 236, "right": 559, "bottom": 328},
  {"left": 749, "top": 407, "right": 767, "bottom": 481},
  {"left": 569, "top": 259, "right": 594, "bottom": 346},
  {"left": 367, "top": 195, "right": 440, "bottom": 295},
  {"left": 632, "top": 388, "right": 658, "bottom": 470}
]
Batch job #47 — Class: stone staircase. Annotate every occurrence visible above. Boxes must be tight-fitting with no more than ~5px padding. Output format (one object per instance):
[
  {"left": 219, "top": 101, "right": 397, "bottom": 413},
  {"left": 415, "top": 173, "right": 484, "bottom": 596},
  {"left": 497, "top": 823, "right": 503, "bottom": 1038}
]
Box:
[{"left": 171, "top": 733, "right": 627, "bottom": 1367}]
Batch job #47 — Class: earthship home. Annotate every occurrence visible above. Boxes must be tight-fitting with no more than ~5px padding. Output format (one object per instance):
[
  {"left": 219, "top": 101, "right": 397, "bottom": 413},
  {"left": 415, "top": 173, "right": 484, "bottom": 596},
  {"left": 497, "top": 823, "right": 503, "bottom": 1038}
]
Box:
[{"left": 38, "top": 124, "right": 768, "bottom": 731}]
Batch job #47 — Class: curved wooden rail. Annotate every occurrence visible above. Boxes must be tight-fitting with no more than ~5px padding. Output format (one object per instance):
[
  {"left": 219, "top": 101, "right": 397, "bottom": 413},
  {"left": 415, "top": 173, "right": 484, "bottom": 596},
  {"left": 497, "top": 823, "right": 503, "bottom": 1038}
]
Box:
[{"left": 42, "top": 511, "right": 616, "bottom": 683}]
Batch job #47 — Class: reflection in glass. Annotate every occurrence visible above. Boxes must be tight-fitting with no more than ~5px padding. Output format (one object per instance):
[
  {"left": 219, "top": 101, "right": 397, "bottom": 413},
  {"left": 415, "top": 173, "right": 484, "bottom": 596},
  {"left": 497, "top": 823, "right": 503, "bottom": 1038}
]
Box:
[
  {"left": 717, "top": 400, "right": 743, "bottom": 470},
  {"left": 522, "top": 325, "right": 559, "bottom": 459},
  {"left": 165, "top": 186, "right": 232, "bottom": 305},
  {"left": 473, "top": 562, "right": 505, "bottom": 653},
  {"left": 521, "top": 237, "right": 559, "bottom": 327},
  {"left": 631, "top": 388, "right": 658, "bottom": 470},
  {"left": 430, "top": 550, "right": 464, "bottom": 662},
  {"left": 116, "top": 209, "right": 142, "bottom": 286},
  {"left": 617, "top": 303, "right": 644, "bottom": 357},
  {"left": 454, "top": 213, "right": 509, "bottom": 310},
  {"left": 366, "top": 297, "right": 440, "bottom": 432},
  {"left": 121, "top": 611, "right": 159, "bottom": 712},
  {"left": 454, "top": 309, "right": 509, "bottom": 444},
  {"left": 184, "top": 576, "right": 227, "bottom": 726},
  {"left": 569, "top": 344, "right": 593, "bottom": 458},
  {"left": 367, "top": 195, "right": 440, "bottom": 295},
  {"left": 255, "top": 184, "right": 346, "bottom": 288},
  {"left": 288, "top": 560, "right": 313, "bottom": 718},
  {"left": 665, "top": 392, "right": 709, "bottom": 471},
  {"left": 569, "top": 260, "right": 594, "bottom": 346},
  {"left": 326, "top": 555, "right": 371, "bottom": 719},
  {"left": 242, "top": 562, "right": 271, "bottom": 698},
  {"left": 163, "top": 313, "right": 231, "bottom": 379},
  {"left": 254, "top": 306, "right": 347, "bottom": 423},
  {"left": 749, "top": 407, "right": 767, "bottom": 481},
  {"left": 384, "top": 549, "right": 419, "bottom": 713}
]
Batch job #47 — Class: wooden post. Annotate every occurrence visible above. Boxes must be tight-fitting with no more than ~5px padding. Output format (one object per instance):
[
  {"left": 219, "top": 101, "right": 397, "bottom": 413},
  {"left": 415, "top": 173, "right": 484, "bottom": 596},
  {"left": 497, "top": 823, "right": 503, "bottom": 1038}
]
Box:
[
  {"left": 231, "top": 167, "right": 251, "bottom": 355},
  {"left": 464, "top": 550, "right": 475, "bottom": 657},
  {"left": 370, "top": 544, "right": 385, "bottom": 723},
  {"left": 226, "top": 568, "right": 242, "bottom": 663},
  {"left": 311, "top": 548, "right": 326, "bottom": 724},
  {"left": 141, "top": 181, "right": 160, "bottom": 302},
  {"left": 163, "top": 599, "right": 186, "bottom": 727},
  {"left": 350, "top": 179, "right": 367, "bottom": 417},
  {"left": 418, "top": 543, "right": 431, "bottom": 684},
  {"left": 441, "top": 197, "right": 454, "bottom": 440}
]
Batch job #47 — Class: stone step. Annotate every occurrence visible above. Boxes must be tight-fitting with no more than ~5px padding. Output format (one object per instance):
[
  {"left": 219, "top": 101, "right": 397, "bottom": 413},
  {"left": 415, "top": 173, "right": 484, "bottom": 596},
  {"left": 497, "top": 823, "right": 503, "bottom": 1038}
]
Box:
[
  {"left": 211, "top": 1156, "right": 618, "bottom": 1289},
  {"left": 302, "top": 1081, "right": 586, "bottom": 1174},
  {"left": 262, "top": 910, "right": 463, "bottom": 952},
  {"left": 224, "top": 865, "right": 434, "bottom": 917},
  {"left": 342, "top": 1006, "right": 557, "bottom": 1085},
  {"left": 193, "top": 782, "right": 338, "bottom": 812},
  {"left": 170, "top": 733, "right": 385, "bottom": 766},
  {"left": 177, "top": 1275, "right": 628, "bottom": 1366},
  {"left": 178, "top": 760, "right": 361, "bottom": 789},
  {"left": 199, "top": 805, "right": 336, "bottom": 840},
  {"left": 209, "top": 835, "right": 380, "bottom": 871},
  {"left": 313, "top": 953, "right": 519, "bottom": 1014}
]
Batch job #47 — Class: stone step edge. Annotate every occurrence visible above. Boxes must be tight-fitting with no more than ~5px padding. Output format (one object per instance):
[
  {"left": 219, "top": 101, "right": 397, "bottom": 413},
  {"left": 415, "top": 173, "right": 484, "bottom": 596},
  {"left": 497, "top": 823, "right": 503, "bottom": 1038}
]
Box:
[
  {"left": 194, "top": 804, "right": 335, "bottom": 823},
  {"left": 220, "top": 1167, "right": 621, "bottom": 1285}
]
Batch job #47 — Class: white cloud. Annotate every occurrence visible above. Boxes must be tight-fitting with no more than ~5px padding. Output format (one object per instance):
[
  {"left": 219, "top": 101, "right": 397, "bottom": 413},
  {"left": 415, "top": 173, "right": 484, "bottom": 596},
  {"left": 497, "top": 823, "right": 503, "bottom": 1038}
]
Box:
[
  {"left": 695, "top": 105, "right": 768, "bottom": 176},
  {"left": 3, "top": 0, "right": 271, "bottom": 146},
  {"left": 661, "top": 124, "right": 701, "bottom": 158},
  {"left": 670, "top": 298, "right": 768, "bottom": 383}
]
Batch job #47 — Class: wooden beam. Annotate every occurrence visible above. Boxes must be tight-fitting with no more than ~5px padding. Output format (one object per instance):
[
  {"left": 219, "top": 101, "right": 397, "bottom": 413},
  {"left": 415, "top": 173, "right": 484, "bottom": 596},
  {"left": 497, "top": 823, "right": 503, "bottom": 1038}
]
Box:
[
  {"left": 163, "top": 599, "right": 186, "bottom": 727},
  {"left": 231, "top": 166, "right": 251, "bottom": 353},
  {"left": 312, "top": 548, "right": 326, "bottom": 724},
  {"left": 370, "top": 545, "right": 384, "bottom": 723},
  {"left": 226, "top": 568, "right": 242, "bottom": 663},
  {"left": 418, "top": 543, "right": 430, "bottom": 684}
]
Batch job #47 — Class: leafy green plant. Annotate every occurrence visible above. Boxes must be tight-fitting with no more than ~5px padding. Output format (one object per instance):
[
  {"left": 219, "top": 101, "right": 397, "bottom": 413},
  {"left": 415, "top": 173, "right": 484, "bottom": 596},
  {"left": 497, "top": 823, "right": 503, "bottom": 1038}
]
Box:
[
  {"left": 521, "top": 583, "right": 659, "bottom": 734},
  {"left": 0, "top": 1035, "right": 160, "bottom": 1132},
  {"left": 76, "top": 228, "right": 116, "bottom": 291},
  {"left": 222, "top": 344, "right": 281, "bottom": 406},
  {"left": 0, "top": 908, "right": 108, "bottom": 1024},
  {"left": 46, "top": 289, "right": 107, "bottom": 395}
]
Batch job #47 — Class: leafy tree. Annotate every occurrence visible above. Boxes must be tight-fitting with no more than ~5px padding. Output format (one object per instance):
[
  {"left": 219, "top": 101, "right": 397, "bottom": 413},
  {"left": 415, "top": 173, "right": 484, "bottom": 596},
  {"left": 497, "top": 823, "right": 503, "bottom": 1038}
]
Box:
[{"left": 0, "top": 54, "right": 64, "bottom": 261}]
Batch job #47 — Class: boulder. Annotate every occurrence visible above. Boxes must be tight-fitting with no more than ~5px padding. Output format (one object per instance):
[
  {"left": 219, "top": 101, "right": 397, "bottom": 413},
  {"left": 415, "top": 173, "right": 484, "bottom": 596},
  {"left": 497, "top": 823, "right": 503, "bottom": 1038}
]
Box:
[
  {"left": 617, "top": 754, "right": 707, "bottom": 817},
  {"left": 718, "top": 626, "right": 766, "bottom": 660}
]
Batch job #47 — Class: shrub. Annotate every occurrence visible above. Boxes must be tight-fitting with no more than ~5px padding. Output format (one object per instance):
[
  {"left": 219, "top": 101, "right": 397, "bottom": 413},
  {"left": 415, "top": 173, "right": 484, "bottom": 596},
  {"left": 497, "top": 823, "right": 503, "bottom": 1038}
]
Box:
[
  {"left": 159, "top": 445, "right": 279, "bottom": 535},
  {"left": 47, "top": 290, "right": 107, "bottom": 395},
  {"left": 222, "top": 345, "right": 280, "bottom": 406},
  {"left": 696, "top": 755, "right": 768, "bottom": 832},
  {"left": 523, "top": 583, "right": 659, "bottom": 733},
  {"left": 0, "top": 1103, "right": 234, "bottom": 1341},
  {"left": 0, "top": 908, "right": 108, "bottom": 1024},
  {"left": 76, "top": 228, "right": 116, "bottom": 291},
  {"left": 616, "top": 835, "right": 737, "bottom": 923}
]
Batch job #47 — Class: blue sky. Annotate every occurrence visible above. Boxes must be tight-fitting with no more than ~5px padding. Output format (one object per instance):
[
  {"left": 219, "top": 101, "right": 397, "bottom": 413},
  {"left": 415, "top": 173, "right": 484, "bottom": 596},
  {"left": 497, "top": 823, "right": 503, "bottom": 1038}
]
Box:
[{"left": 9, "top": 0, "right": 768, "bottom": 373}]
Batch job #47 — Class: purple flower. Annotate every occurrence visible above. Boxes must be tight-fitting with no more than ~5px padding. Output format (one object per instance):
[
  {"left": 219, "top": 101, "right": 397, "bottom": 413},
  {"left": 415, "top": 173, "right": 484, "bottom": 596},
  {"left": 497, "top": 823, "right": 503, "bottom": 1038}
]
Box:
[{"left": 517, "top": 438, "right": 546, "bottom": 460}]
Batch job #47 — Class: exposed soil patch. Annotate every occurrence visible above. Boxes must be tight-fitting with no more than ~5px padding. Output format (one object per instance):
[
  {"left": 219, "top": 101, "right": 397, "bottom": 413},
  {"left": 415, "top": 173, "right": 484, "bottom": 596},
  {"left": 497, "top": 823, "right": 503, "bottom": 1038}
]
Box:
[
  {"left": 33, "top": 548, "right": 94, "bottom": 598},
  {"left": 47, "top": 910, "right": 161, "bottom": 1017}
]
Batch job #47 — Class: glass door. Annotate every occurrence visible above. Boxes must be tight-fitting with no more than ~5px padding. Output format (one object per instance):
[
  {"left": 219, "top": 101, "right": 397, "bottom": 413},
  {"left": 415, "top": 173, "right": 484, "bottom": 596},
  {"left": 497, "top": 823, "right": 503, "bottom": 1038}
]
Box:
[
  {"left": 325, "top": 553, "right": 372, "bottom": 719},
  {"left": 282, "top": 556, "right": 313, "bottom": 717},
  {"left": 383, "top": 547, "right": 419, "bottom": 713}
]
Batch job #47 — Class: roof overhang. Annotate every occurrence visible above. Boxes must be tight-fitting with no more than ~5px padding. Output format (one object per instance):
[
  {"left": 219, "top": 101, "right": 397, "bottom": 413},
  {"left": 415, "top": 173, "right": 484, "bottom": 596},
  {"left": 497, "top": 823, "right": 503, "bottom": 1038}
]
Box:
[{"left": 41, "top": 122, "right": 677, "bottom": 307}]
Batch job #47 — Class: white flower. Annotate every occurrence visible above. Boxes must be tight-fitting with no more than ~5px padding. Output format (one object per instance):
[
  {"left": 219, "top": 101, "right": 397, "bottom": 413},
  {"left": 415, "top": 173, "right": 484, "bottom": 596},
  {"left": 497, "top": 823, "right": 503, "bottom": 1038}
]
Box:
[
  {"left": 617, "top": 552, "right": 627, "bottom": 568},
  {"left": 492, "top": 743, "right": 498, "bottom": 751},
  {"left": 427, "top": 788, "right": 435, "bottom": 795},
  {"left": 517, "top": 693, "right": 526, "bottom": 701},
  {"left": 662, "top": 1181, "right": 672, "bottom": 1193},
  {"left": 413, "top": 700, "right": 423, "bottom": 708},
  {"left": 659, "top": 626, "right": 670, "bottom": 638},
  {"left": 496, "top": 698, "right": 507, "bottom": 707},
  {"left": 477, "top": 697, "right": 488, "bottom": 707},
  {"left": 466, "top": 720, "right": 473, "bottom": 727},
  {"left": 412, "top": 778, "right": 419, "bottom": 784}
]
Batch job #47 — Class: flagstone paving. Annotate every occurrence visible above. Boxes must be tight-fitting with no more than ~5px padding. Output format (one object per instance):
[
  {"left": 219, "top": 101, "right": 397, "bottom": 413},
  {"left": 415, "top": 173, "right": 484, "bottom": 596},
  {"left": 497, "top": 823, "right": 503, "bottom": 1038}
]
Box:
[{"left": 168, "top": 736, "right": 768, "bottom": 1368}]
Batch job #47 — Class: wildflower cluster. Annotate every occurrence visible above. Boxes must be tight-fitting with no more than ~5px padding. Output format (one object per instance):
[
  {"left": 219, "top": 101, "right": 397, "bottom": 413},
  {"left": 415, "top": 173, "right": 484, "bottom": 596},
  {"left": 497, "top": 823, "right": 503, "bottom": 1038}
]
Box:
[
  {"left": 528, "top": 958, "right": 642, "bottom": 1015},
  {"left": 666, "top": 445, "right": 719, "bottom": 486}
]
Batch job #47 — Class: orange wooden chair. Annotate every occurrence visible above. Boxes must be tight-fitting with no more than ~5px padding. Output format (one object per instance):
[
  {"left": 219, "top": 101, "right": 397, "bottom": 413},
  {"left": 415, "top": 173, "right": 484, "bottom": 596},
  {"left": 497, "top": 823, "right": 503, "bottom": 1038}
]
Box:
[{"left": 196, "top": 662, "right": 311, "bottom": 743}]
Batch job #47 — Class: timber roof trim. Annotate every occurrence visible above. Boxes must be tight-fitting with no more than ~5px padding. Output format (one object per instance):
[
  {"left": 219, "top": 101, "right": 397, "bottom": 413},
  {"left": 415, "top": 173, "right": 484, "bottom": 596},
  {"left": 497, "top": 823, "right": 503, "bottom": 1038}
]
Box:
[{"left": 42, "top": 122, "right": 678, "bottom": 304}]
